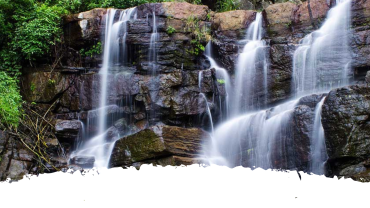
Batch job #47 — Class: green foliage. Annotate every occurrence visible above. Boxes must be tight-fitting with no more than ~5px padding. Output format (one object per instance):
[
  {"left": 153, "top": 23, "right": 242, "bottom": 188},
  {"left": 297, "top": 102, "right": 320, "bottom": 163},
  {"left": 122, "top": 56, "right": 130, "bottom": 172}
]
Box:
[
  {"left": 0, "top": 72, "right": 22, "bottom": 129},
  {"left": 12, "top": 3, "right": 63, "bottom": 62},
  {"left": 206, "top": 12, "right": 211, "bottom": 21},
  {"left": 48, "top": 79, "right": 56, "bottom": 86},
  {"left": 185, "top": 15, "right": 211, "bottom": 56},
  {"left": 0, "top": 0, "right": 208, "bottom": 128},
  {"left": 217, "top": 79, "right": 226, "bottom": 84},
  {"left": 216, "top": 0, "right": 240, "bottom": 12},
  {"left": 30, "top": 83, "right": 36, "bottom": 92},
  {"left": 0, "top": 0, "right": 66, "bottom": 74},
  {"left": 166, "top": 26, "right": 177, "bottom": 35},
  {"left": 80, "top": 42, "right": 102, "bottom": 57}
]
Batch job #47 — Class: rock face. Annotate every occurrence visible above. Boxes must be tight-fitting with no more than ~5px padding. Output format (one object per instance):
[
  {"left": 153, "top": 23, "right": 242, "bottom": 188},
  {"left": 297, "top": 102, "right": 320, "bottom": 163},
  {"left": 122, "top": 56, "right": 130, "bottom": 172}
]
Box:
[
  {"left": 12, "top": 1, "right": 370, "bottom": 182},
  {"left": 70, "top": 156, "right": 95, "bottom": 169},
  {"left": 292, "top": 94, "right": 327, "bottom": 171},
  {"left": 322, "top": 85, "right": 370, "bottom": 180},
  {"left": 55, "top": 120, "right": 82, "bottom": 144},
  {"left": 63, "top": 8, "right": 106, "bottom": 48},
  {"left": 109, "top": 125, "right": 210, "bottom": 167},
  {"left": 0, "top": 131, "right": 32, "bottom": 181},
  {"left": 213, "top": 10, "right": 256, "bottom": 31},
  {"left": 351, "top": 0, "right": 370, "bottom": 68}
]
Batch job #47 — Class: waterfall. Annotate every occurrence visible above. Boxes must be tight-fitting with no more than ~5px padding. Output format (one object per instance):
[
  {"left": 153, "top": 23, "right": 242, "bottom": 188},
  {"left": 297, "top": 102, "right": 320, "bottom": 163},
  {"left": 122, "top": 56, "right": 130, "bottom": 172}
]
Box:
[
  {"left": 292, "top": 0, "right": 352, "bottom": 173},
  {"left": 199, "top": 93, "right": 214, "bottom": 135},
  {"left": 205, "top": 99, "right": 299, "bottom": 168},
  {"left": 310, "top": 96, "right": 328, "bottom": 174},
  {"left": 147, "top": 11, "right": 160, "bottom": 123},
  {"left": 233, "top": 12, "right": 268, "bottom": 116},
  {"left": 204, "top": 42, "right": 232, "bottom": 117},
  {"left": 70, "top": 8, "right": 137, "bottom": 168},
  {"left": 149, "top": 11, "right": 159, "bottom": 76},
  {"left": 205, "top": 0, "right": 352, "bottom": 174},
  {"left": 292, "top": 0, "right": 352, "bottom": 96}
]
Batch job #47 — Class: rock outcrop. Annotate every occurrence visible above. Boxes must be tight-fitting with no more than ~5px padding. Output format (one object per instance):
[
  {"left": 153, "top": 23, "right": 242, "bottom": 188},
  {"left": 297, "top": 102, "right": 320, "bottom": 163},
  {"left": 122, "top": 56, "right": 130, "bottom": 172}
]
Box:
[
  {"left": 55, "top": 120, "right": 82, "bottom": 144},
  {"left": 322, "top": 85, "right": 370, "bottom": 180},
  {"left": 109, "top": 125, "right": 210, "bottom": 167},
  {"left": 9, "top": 1, "right": 370, "bottom": 182}
]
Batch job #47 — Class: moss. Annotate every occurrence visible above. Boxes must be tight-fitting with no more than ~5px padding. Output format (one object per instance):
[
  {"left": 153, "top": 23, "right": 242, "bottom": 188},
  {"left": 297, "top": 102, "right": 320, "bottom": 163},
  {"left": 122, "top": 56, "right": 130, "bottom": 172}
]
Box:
[{"left": 115, "top": 129, "right": 166, "bottom": 163}]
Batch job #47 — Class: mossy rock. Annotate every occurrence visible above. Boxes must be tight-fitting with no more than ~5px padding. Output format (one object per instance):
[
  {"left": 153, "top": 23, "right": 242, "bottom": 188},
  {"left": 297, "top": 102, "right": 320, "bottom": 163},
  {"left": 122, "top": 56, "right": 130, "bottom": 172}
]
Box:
[{"left": 109, "top": 125, "right": 210, "bottom": 167}]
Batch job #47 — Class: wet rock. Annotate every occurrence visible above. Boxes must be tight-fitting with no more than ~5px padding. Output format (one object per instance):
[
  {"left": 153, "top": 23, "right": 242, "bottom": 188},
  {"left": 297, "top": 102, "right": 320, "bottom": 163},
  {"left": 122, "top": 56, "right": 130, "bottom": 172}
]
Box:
[
  {"left": 109, "top": 125, "right": 211, "bottom": 167},
  {"left": 21, "top": 71, "right": 80, "bottom": 112},
  {"left": 105, "top": 126, "right": 120, "bottom": 142},
  {"left": 50, "top": 157, "right": 69, "bottom": 169},
  {"left": 212, "top": 10, "right": 256, "bottom": 31},
  {"left": 171, "top": 87, "right": 206, "bottom": 115},
  {"left": 340, "top": 163, "right": 367, "bottom": 176},
  {"left": 199, "top": 69, "right": 213, "bottom": 93},
  {"left": 265, "top": 2, "right": 296, "bottom": 37},
  {"left": 292, "top": 0, "right": 330, "bottom": 33},
  {"left": 6, "top": 160, "right": 31, "bottom": 181},
  {"left": 159, "top": 70, "right": 182, "bottom": 89},
  {"left": 69, "top": 156, "right": 95, "bottom": 169},
  {"left": 162, "top": 2, "right": 209, "bottom": 20},
  {"left": 292, "top": 105, "right": 314, "bottom": 171},
  {"left": 236, "top": 0, "right": 258, "bottom": 10},
  {"left": 114, "top": 118, "right": 129, "bottom": 133},
  {"left": 132, "top": 155, "right": 204, "bottom": 168},
  {"left": 366, "top": 71, "right": 370, "bottom": 85},
  {"left": 268, "top": 44, "right": 295, "bottom": 104},
  {"left": 322, "top": 85, "right": 370, "bottom": 177},
  {"left": 55, "top": 120, "right": 82, "bottom": 144},
  {"left": 0, "top": 130, "right": 8, "bottom": 153},
  {"left": 153, "top": 155, "right": 204, "bottom": 166},
  {"left": 63, "top": 8, "right": 107, "bottom": 48},
  {"left": 297, "top": 93, "right": 326, "bottom": 108}
]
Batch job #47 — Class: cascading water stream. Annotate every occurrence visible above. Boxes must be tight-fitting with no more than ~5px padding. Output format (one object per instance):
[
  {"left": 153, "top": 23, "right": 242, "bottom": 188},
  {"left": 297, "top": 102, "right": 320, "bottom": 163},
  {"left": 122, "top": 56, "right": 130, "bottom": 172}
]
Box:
[
  {"left": 147, "top": 11, "right": 160, "bottom": 123},
  {"left": 70, "top": 8, "right": 137, "bottom": 168},
  {"left": 205, "top": 99, "right": 299, "bottom": 168},
  {"left": 233, "top": 12, "right": 268, "bottom": 116},
  {"left": 204, "top": 42, "right": 232, "bottom": 117},
  {"left": 205, "top": 0, "right": 352, "bottom": 174},
  {"left": 199, "top": 93, "right": 214, "bottom": 135},
  {"left": 292, "top": 0, "right": 351, "bottom": 174},
  {"left": 149, "top": 11, "right": 159, "bottom": 76},
  {"left": 310, "top": 96, "right": 328, "bottom": 174},
  {"left": 293, "top": 0, "right": 352, "bottom": 96}
]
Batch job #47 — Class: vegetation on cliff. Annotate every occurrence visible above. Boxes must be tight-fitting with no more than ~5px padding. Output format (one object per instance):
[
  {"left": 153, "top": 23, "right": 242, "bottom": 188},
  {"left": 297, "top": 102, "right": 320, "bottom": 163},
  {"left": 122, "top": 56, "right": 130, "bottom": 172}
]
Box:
[{"left": 0, "top": 0, "right": 215, "bottom": 128}]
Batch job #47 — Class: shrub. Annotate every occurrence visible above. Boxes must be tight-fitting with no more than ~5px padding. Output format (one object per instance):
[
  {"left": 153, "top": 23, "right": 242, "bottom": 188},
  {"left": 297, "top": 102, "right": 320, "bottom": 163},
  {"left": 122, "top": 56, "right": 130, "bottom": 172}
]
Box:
[
  {"left": 166, "top": 26, "right": 177, "bottom": 35},
  {"left": 0, "top": 72, "right": 22, "bottom": 129}
]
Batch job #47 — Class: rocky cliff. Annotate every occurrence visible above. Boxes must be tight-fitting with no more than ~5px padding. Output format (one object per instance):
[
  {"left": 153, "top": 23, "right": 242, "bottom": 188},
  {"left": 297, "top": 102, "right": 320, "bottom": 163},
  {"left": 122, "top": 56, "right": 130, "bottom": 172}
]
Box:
[{"left": 1, "top": 1, "right": 370, "bottom": 182}]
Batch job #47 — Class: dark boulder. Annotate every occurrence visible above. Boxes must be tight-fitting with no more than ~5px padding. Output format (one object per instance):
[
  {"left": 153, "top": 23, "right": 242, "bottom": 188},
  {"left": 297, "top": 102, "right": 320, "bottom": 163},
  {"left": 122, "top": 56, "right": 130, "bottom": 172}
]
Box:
[
  {"left": 322, "top": 85, "right": 370, "bottom": 178},
  {"left": 55, "top": 120, "right": 82, "bottom": 144},
  {"left": 109, "top": 125, "right": 211, "bottom": 167},
  {"left": 69, "top": 156, "right": 95, "bottom": 169}
]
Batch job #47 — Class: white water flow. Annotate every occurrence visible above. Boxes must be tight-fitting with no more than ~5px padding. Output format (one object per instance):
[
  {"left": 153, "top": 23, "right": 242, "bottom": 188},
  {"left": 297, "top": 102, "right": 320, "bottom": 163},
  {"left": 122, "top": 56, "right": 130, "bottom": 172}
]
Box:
[
  {"left": 147, "top": 11, "right": 160, "bottom": 123},
  {"left": 233, "top": 12, "right": 268, "bottom": 116},
  {"left": 310, "top": 97, "right": 328, "bottom": 174},
  {"left": 206, "top": 99, "right": 299, "bottom": 167},
  {"left": 70, "top": 8, "right": 137, "bottom": 168},
  {"left": 199, "top": 93, "right": 214, "bottom": 135},
  {"left": 293, "top": 0, "right": 352, "bottom": 96},
  {"left": 292, "top": 0, "right": 351, "bottom": 174},
  {"left": 205, "top": 1, "right": 352, "bottom": 173},
  {"left": 149, "top": 11, "right": 159, "bottom": 75},
  {"left": 204, "top": 42, "right": 232, "bottom": 117}
]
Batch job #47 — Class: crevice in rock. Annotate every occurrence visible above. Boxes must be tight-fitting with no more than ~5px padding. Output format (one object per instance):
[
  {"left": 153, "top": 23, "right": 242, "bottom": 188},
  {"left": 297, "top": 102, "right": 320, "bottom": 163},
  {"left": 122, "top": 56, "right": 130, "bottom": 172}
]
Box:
[
  {"left": 307, "top": 0, "right": 317, "bottom": 29},
  {"left": 354, "top": 66, "right": 370, "bottom": 82}
]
